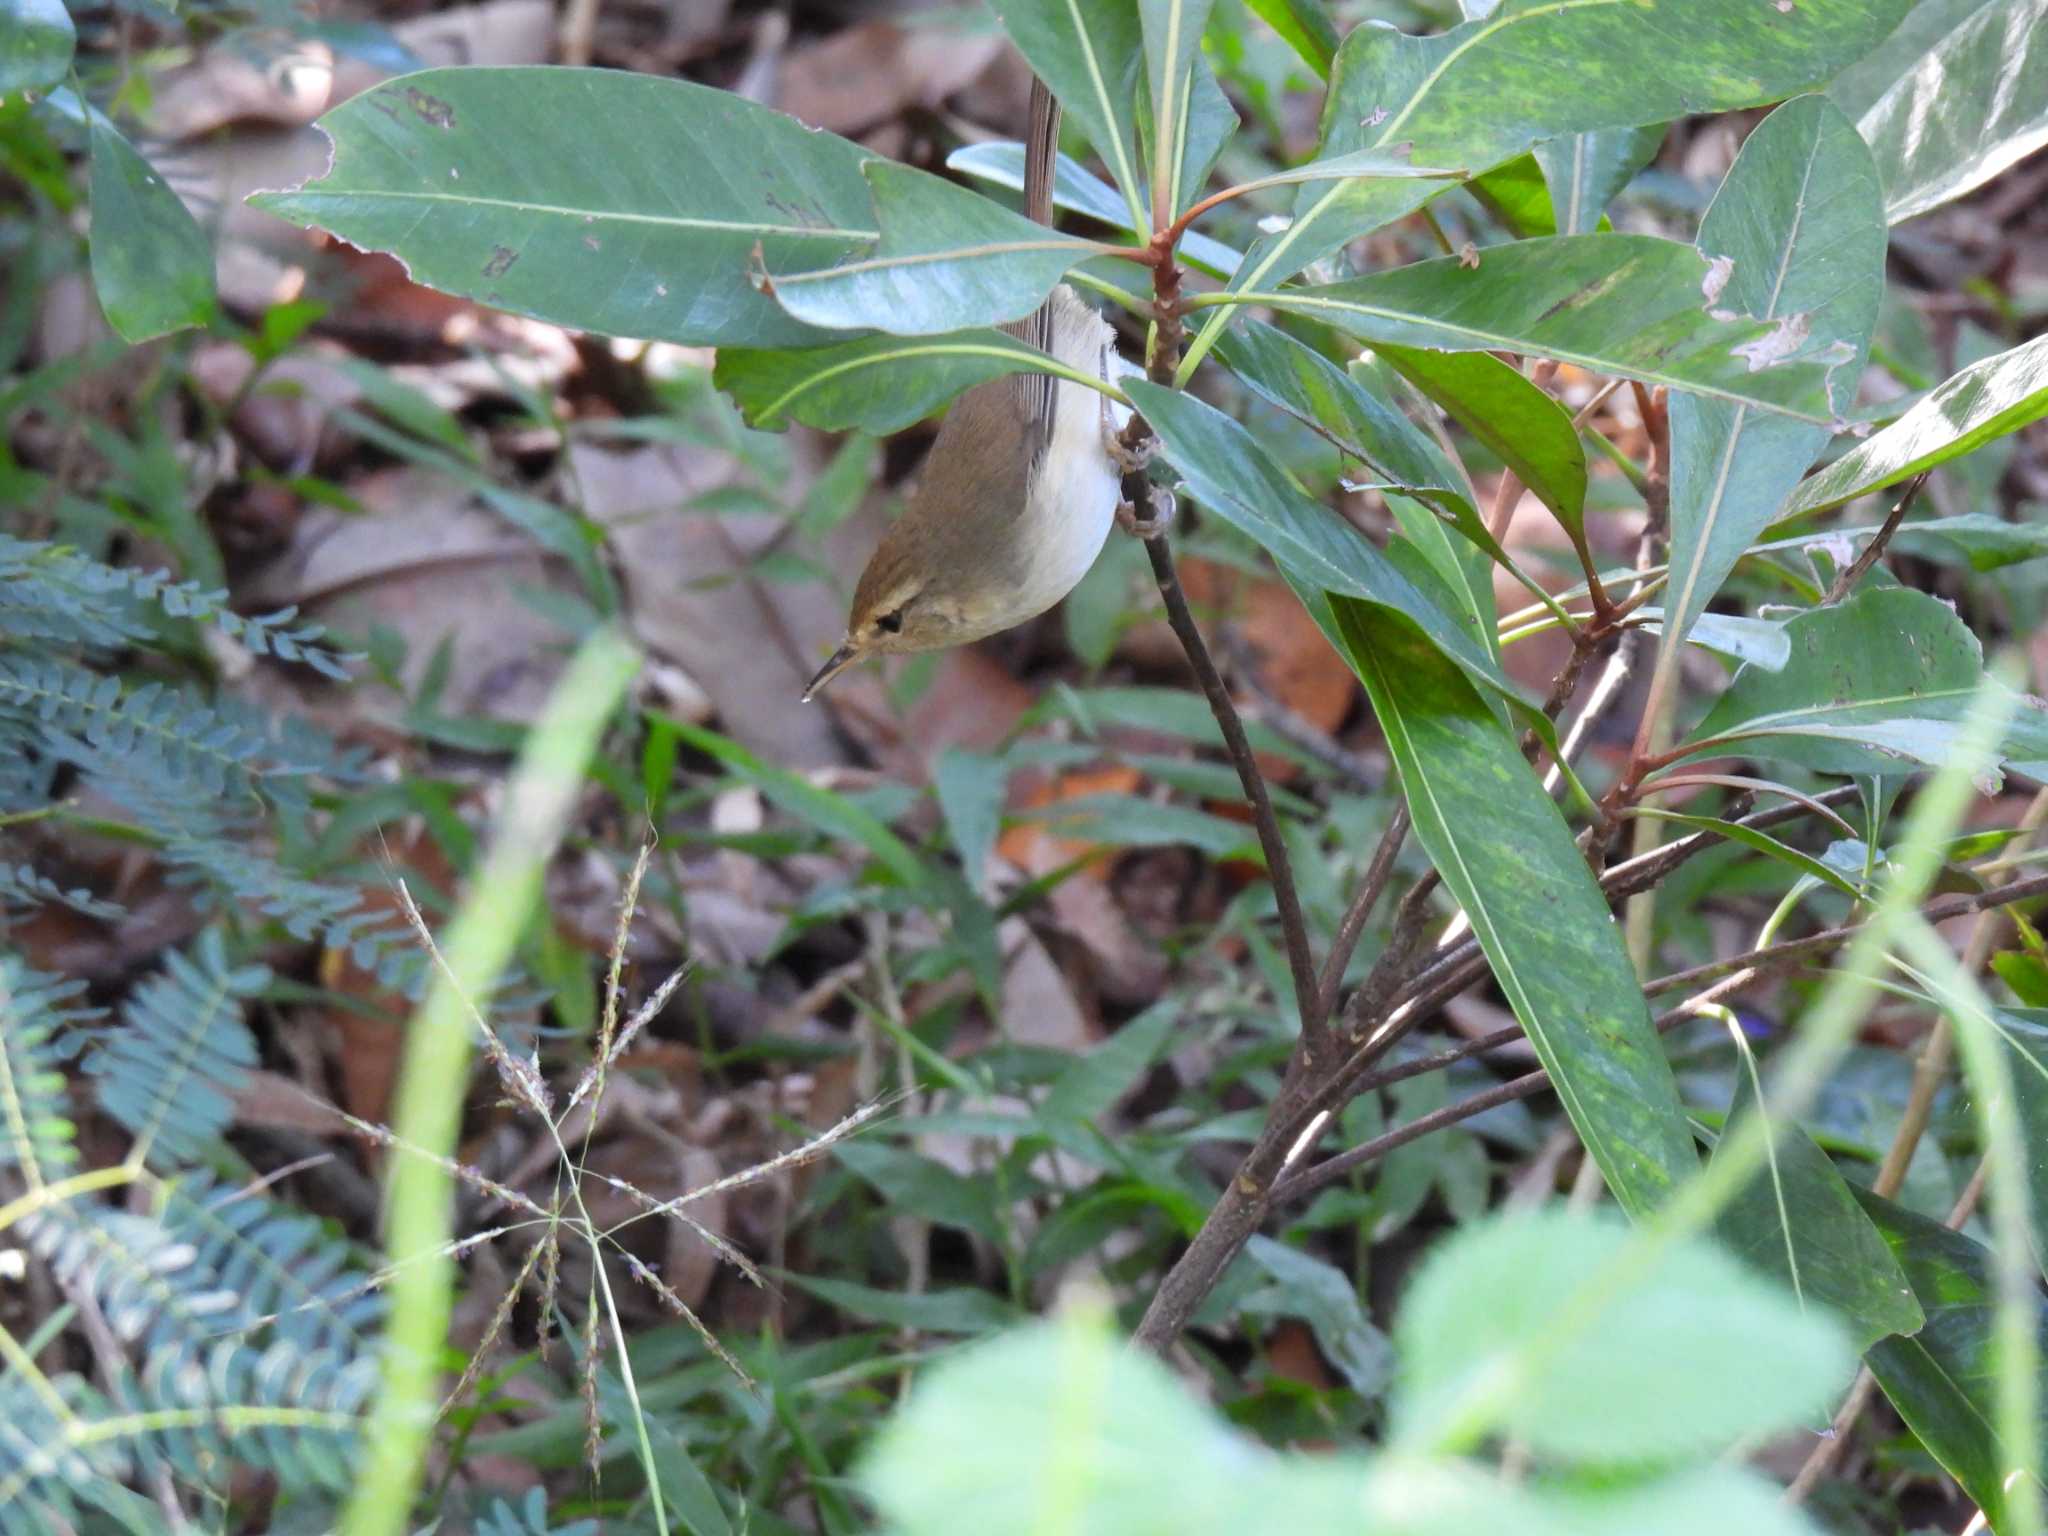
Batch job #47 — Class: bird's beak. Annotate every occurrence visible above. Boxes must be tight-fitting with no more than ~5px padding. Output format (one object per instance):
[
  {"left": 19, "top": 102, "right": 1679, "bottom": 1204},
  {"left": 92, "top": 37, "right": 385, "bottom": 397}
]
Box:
[{"left": 802, "top": 643, "right": 860, "bottom": 701}]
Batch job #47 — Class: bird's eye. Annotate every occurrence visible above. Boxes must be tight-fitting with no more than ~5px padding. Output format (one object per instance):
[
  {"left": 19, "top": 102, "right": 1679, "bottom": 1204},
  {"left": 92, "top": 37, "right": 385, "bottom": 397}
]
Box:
[{"left": 876, "top": 610, "right": 904, "bottom": 635}]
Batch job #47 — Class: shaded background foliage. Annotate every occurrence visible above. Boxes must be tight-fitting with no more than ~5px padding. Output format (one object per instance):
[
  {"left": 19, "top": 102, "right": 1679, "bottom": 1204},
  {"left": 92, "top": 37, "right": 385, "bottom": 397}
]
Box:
[{"left": 2, "top": 0, "right": 2048, "bottom": 1531}]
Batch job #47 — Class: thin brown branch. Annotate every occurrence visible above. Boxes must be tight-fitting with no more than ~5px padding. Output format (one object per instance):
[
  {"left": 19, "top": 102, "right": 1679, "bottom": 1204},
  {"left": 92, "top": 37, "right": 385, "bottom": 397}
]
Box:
[
  {"left": 1823, "top": 471, "right": 1932, "bottom": 605},
  {"left": 1316, "top": 804, "right": 1411, "bottom": 1022}
]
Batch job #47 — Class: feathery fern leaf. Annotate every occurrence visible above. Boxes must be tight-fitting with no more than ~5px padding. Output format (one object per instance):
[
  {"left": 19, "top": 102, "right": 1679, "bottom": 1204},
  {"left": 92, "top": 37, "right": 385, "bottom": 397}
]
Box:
[
  {"left": 0, "top": 958, "right": 88, "bottom": 1182},
  {"left": 85, "top": 929, "right": 265, "bottom": 1170}
]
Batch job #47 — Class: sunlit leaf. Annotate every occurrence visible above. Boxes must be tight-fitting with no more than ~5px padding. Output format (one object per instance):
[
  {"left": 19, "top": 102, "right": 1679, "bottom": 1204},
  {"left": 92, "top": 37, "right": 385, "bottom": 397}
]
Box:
[
  {"left": 1328, "top": 602, "right": 1697, "bottom": 1219},
  {"left": 1662, "top": 95, "right": 1884, "bottom": 660},
  {"left": 1780, "top": 334, "right": 2048, "bottom": 517},
  {"left": 253, "top": 68, "right": 879, "bottom": 348}
]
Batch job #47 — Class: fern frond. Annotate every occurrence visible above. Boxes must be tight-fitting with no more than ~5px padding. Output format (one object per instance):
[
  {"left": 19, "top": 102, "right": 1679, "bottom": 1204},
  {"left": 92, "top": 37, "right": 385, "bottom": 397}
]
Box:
[
  {"left": 0, "top": 957, "right": 88, "bottom": 1183},
  {"left": 0, "top": 863, "right": 122, "bottom": 921},
  {"left": 157, "top": 1174, "right": 383, "bottom": 1356},
  {"left": 0, "top": 535, "right": 358, "bottom": 679},
  {"left": 84, "top": 929, "right": 265, "bottom": 1170}
]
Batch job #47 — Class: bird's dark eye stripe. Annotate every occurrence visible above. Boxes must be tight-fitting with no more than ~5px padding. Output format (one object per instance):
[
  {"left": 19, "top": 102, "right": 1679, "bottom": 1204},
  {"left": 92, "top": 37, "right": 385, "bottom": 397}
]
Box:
[{"left": 877, "top": 610, "right": 903, "bottom": 634}]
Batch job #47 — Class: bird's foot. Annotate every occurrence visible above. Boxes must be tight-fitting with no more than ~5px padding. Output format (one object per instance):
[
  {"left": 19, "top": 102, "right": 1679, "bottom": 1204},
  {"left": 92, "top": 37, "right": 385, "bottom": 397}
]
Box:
[
  {"left": 1100, "top": 407, "right": 1158, "bottom": 477},
  {"left": 1117, "top": 484, "right": 1176, "bottom": 541}
]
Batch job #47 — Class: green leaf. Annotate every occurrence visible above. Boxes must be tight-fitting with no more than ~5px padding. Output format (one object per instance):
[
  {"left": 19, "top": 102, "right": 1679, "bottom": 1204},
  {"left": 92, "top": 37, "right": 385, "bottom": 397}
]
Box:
[
  {"left": 1780, "top": 333, "right": 2048, "bottom": 518},
  {"left": 1467, "top": 153, "right": 1559, "bottom": 238},
  {"left": 778, "top": 1272, "right": 1022, "bottom": 1335},
  {"left": 1241, "top": 1236, "right": 1394, "bottom": 1396},
  {"left": 833, "top": 1140, "right": 1006, "bottom": 1246},
  {"left": 1244, "top": 0, "right": 1337, "bottom": 78},
  {"left": 1534, "top": 125, "right": 1664, "bottom": 235},
  {"left": 766, "top": 160, "right": 1107, "bottom": 335},
  {"left": 1646, "top": 811, "right": 1862, "bottom": 897},
  {"left": 1892, "top": 512, "right": 2048, "bottom": 572},
  {"left": 0, "top": 0, "right": 73, "bottom": 92},
  {"left": 87, "top": 117, "right": 216, "bottom": 343},
  {"left": 715, "top": 328, "right": 1088, "bottom": 433},
  {"left": 1834, "top": 0, "right": 2048, "bottom": 222},
  {"left": 1194, "top": 0, "right": 1912, "bottom": 370},
  {"left": 1140, "top": 0, "right": 1217, "bottom": 225},
  {"left": 1711, "top": 1072, "right": 1924, "bottom": 1355},
  {"left": 1377, "top": 344, "right": 1590, "bottom": 568},
  {"left": 1990, "top": 1009, "right": 2048, "bottom": 1277},
  {"left": 1682, "top": 587, "right": 2023, "bottom": 778},
  {"left": 1329, "top": 602, "right": 1697, "bottom": 1218},
  {"left": 1040, "top": 1000, "right": 1177, "bottom": 1126},
  {"left": 1126, "top": 381, "right": 1531, "bottom": 711},
  {"left": 1858, "top": 1187, "right": 2048, "bottom": 1532},
  {"left": 1395, "top": 1210, "right": 1853, "bottom": 1459},
  {"left": 1245, "top": 235, "right": 1849, "bottom": 425},
  {"left": 660, "top": 716, "right": 927, "bottom": 885},
  {"left": 254, "top": 68, "right": 878, "bottom": 349},
  {"left": 1662, "top": 96, "right": 1885, "bottom": 661},
  {"left": 933, "top": 748, "right": 1007, "bottom": 893},
  {"left": 945, "top": 139, "right": 1243, "bottom": 277},
  {"left": 987, "top": 0, "right": 1148, "bottom": 229}
]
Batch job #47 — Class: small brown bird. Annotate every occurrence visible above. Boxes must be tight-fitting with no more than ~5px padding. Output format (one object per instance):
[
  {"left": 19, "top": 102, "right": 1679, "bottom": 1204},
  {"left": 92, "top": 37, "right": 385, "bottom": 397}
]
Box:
[{"left": 804, "top": 80, "right": 1131, "bottom": 700}]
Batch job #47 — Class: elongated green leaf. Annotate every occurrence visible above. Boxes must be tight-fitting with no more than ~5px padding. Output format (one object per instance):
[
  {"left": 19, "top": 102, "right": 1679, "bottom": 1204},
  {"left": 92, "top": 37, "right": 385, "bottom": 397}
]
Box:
[
  {"left": 1648, "top": 812, "right": 1860, "bottom": 897},
  {"left": 0, "top": 0, "right": 74, "bottom": 92},
  {"left": 1534, "top": 124, "right": 1664, "bottom": 236},
  {"left": 253, "top": 68, "right": 878, "bottom": 349},
  {"left": 1329, "top": 601, "right": 1696, "bottom": 1218},
  {"left": 1662, "top": 96, "right": 1885, "bottom": 662},
  {"left": 1245, "top": 0, "right": 1337, "bottom": 78},
  {"left": 780, "top": 1272, "right": 1022, "bottom": 1334},
  {"left": 1242, "top": 1237, "right": 1394, "bottom": 1396},
  {"left": 1683, "top": 586, "right": 2048, "bottom": 778},
  {"left": 1141, "top": 0, "right": 1217, "bottom": 225},
  {"left": 1991, "top": 1009, "right": 2048, "bottom": 1277},
  {"left": 1180, "top": 0, "right": 1911, "bottom": 378},
  {"left": 1466, "top": 153, "right": 1559, "bottom": 238},
  {"left": 1637, "top": 610, "right": 1791, "bottom": 671},
  {"left": 715, "top": 328, "right": 1085, "bottom": 433},
  {"left": 987, "top": 0, "right": 1148, "bottom": 229},
  {"left": 1893, "top": 512, "right": 2048, "bottom": 572},
  {"left": 1215, "top": 321, "right": 1520, "bottom": 631},
  {"left": 88, "top": 118, "right": 216, "bottom": 343},
  {"left": 946, "top": 139, "right": 1243, "bottom": 277},
  {"left": 1245, "top": 235, "right": 1847, "bottom": 425},
  {"left": 1378, "top": 344, "right": 1590, "bottom": 566},
  {"left": 1836, "top": 0, "right": 2048, "bottom": 222},
  {"left": 1127, "top": 381, "right": 1531, "bottom": 710},
  {"left": 1214, "top": 143, "right": 1466, "bottom": 196},
  {"left": 1781, "top": 334, "right": 2048, "bottom": 517},
  {"left": 1858, "top": 1188, "right": 2048, "bottom": 1532},
  {"left": 1398, "top": 1208, "right": 1846, "bottom": 1458},
  {"left": 1711, "top": 1073, "right": 1924, "bottom": 1354},
  {"left": 766, "top": 160, "right": 1106, "bottom": 335}
]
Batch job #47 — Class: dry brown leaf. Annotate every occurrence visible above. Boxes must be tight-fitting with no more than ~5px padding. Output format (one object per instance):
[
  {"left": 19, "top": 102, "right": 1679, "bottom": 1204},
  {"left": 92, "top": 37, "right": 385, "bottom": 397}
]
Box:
[{"left": 776, "top": 20, "right": 1006, "bottom": 136}]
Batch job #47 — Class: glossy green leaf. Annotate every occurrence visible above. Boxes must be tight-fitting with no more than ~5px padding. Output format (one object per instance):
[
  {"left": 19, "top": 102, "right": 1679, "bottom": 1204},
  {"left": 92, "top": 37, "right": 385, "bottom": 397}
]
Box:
[
  {"left": 1466, "top": 153, "right": 1558, "bottom": 238},
  {"left": 1248, "top": 235, "right": 1847, "bottom": 425},
  {"left": 1140, "top": 0, "right": 1217, "bottom": 224},
  {"left": 1378, "top": 345, "right": 1590, "bottom": 567},
  {"left": 87, "top": 117, "right": 216, "bottom": 343},
  {"left": 1211, "top": 143, "right": 1466, "bottom": 196},
  {"left": 987, "top": 0, "right": 1148, "bottom": 228},
  {"left": 1329, "top": 602, "right": 1696, "bottom": 1218},
  {"left": 1683, "top": 587, "right": 2048, "bottom": 781},
  {"left": 254, "top": 68, "right": 878, "bottom": 349},
  {"left": 1127, "top": 381, "right": 1531, "bottom": 711},
  {"left": 1396, "top": 1210, "right": 1850, "bottom": 1457},
  {"left": 945, "top": 140, "right": 1243, "bottom": 277},
  {"left": 1780, "top": 333, "right": 2048, "bottom": 517},
  {"left": 1662, "top": 96, "right": 1884, "bottom": 661},
  {"left": 1858, "top": 1188, "right": 2048, "bottom": 1532},
  {"left": 1991, "top": 1009, "right": 2048, "bottom": 1277},
  {"left": 0, "top": 0, "right": 74, "bottom": 92},
  {"left": 1647, "top": 812, "right": 1861, "bottom": 898},
  {"left": 1534, "top": 124, "right": 1664, "bottom": 235},
  {"left": 1711, "top": 1073, "right": 1924, "bottom": 1355},
  {"left": 1183, "top": 0, "right": 1912, "bottom": 377},
  {"left": 1637, "top": 610, "right": 1790, "bottom": 671},
  {"left": 715, "top": 327, "right": 1086, "bottom": 433},
  {"left": 766, "top": 160, "right": 1107, "bottom": 335},
  {"left": 1244, "top": 0, "right": 1337, "bottom": 78},
  {"left": 1835, "top": 0, "right": 2048, "bottom": 222}
]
